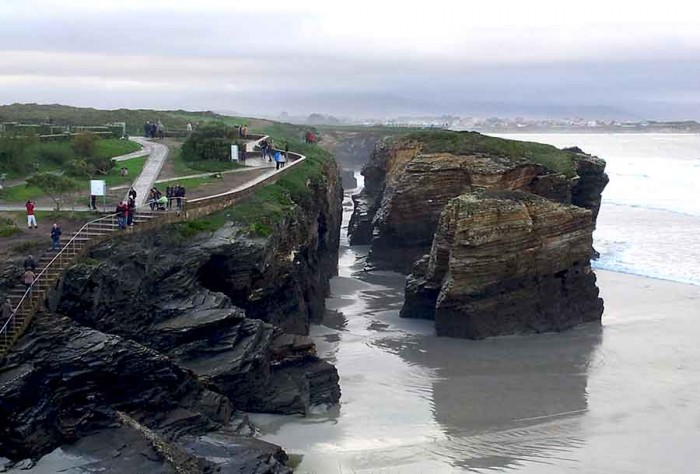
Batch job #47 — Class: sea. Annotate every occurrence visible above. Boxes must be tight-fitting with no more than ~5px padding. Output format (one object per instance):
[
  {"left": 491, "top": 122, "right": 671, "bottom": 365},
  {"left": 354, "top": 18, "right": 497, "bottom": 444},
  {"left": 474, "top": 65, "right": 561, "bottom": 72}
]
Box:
[
  {"left": 248, "top": 133, "right": 700, "bottom": 474},
  {"left": 495, "top": 133, "right": 700, "bottom": 286}
]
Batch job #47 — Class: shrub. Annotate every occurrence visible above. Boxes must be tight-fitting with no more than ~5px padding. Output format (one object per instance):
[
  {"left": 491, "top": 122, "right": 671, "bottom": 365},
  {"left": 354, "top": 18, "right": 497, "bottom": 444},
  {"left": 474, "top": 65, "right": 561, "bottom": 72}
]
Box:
[
  {"left": 71, "top": 133, "right": 98, "bottom": 157},
  {"left": 182, "top": 122, "right": 242, "bottom": 162}
]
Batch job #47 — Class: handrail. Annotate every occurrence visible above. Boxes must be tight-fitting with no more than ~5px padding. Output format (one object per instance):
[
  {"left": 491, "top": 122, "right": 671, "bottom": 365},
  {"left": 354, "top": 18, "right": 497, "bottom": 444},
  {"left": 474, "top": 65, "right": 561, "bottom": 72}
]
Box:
[{"left": 0, "top": 134, "right": 310, "bottom": 359}]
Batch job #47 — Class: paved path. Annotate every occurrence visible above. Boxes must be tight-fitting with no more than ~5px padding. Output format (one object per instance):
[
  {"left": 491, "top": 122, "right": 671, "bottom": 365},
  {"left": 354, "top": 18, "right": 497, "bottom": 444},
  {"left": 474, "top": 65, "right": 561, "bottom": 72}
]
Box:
[
  {"left": 111, "top": 144, "right": 149, "bottom": 162},
  {"left": 0, "top": 205, "right": 94, "bottom": 212},
  {"left": 128, "top": 138, "right": 169, "bottom": 206}
]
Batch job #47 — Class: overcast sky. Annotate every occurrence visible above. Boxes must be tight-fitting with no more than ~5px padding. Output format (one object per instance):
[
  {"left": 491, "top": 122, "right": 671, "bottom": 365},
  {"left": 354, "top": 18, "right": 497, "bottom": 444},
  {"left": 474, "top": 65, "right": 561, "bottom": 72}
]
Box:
[{"left": 2, "top": 0, "right": 699, "bottom": 120}]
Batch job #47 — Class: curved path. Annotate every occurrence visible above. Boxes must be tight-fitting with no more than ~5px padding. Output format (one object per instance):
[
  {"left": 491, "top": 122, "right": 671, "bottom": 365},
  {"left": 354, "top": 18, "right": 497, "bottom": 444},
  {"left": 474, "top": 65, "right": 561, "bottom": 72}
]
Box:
[{"left": 128, "top": 138, "right": 169, "bottom": 206}]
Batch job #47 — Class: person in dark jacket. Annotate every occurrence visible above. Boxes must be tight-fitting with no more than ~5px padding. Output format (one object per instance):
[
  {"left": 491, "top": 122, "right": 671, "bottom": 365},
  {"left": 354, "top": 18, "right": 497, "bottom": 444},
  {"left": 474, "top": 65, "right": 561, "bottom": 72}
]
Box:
[
  {"left": 1, "top": 298, "right": 13, "bottom": 321},
  {"left": 128, "top": 187, "right": 137, "bottom": 201},
  {"left": 127, "top": 197, "right": 136, "bottom": 226},
  {"left": 23, "top": 255, "right": 36, "bottom": 271},
  {"left": 50, "top": 223, "right": 62, "bottom": 250}
]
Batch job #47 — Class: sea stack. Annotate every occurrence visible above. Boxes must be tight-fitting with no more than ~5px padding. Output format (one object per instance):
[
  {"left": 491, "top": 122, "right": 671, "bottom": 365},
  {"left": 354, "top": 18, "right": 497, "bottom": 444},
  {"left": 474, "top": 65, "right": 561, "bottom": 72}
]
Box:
[
  {"left": 349, "top": 130, "right": 609, "bottom": 338},
  {"left": 402, "top": 190, "right": 604, "bottom": 338}
]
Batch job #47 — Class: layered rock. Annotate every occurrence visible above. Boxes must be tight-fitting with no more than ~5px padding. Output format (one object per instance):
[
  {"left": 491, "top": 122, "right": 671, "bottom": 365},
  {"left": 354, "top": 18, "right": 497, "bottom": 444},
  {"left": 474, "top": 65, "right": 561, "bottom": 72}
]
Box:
[
  {"left": 0, "top": 314, "right": 290, "bottom": 473},
  {"left": 349, "top": 131, "right": 608, "bottom": 271},
  {"left": 1, "top": 153, "right": 343, "bottom": 469},
  {"left": 402, "top": 191, "right": 604, "bottom": 338}
]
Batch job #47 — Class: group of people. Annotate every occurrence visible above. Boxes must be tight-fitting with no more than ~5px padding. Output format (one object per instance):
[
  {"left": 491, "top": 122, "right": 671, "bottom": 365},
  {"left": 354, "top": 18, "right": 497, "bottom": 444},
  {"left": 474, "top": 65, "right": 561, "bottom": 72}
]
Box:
[
  {"left": 144, "top": 120, "right": 164, "bottom": 139},
  {"left": 147, "top": 185, "right": 186, "bottom": 211},
  {"left": 237, "top": 124, "right": 249, "bottom": 138}
]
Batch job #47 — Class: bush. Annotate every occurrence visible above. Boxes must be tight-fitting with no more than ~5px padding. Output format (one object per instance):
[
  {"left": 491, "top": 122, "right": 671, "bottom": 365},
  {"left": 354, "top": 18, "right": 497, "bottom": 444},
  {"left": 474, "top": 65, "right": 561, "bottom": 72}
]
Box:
[
  {"left": 71, "top": 133, "right": 98, "bottom": 157},
  {"left": 182, "top": 122, "right": 242, "bottom": 162}
]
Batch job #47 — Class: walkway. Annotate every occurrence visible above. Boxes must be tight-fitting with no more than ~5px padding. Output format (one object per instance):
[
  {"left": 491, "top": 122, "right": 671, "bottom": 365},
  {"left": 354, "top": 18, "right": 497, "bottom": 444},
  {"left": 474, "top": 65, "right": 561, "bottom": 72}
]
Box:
[{"left": 128, "top": 138, "right": 169, "bottom": 206}]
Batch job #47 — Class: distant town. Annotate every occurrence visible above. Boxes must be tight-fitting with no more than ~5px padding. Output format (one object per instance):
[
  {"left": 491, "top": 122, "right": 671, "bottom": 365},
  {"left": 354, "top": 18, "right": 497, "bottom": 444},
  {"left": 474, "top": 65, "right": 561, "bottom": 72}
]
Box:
[{"left": 273, "top": 112, "right": 700, "bottom": 133}]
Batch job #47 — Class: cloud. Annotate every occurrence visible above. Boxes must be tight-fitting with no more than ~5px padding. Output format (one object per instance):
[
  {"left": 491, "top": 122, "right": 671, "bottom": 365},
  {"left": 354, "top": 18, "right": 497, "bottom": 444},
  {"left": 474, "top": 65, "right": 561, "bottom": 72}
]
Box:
[{"left": 1, "top": 0, "right": 699, "bottom": 119}]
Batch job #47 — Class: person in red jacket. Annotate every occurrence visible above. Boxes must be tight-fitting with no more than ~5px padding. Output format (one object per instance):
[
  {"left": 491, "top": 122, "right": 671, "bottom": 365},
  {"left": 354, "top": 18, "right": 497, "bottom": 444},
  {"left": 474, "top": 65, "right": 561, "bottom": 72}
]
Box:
[{"left": 25, "top": 200, "right": 37, "bottom": 228}]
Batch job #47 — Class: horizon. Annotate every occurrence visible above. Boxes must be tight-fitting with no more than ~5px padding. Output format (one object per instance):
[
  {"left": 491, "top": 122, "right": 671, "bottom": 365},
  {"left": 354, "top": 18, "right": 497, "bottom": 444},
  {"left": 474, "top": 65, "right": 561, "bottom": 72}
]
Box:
[{"left": 2, "top": 1, "right": 700, "bottom": 121}]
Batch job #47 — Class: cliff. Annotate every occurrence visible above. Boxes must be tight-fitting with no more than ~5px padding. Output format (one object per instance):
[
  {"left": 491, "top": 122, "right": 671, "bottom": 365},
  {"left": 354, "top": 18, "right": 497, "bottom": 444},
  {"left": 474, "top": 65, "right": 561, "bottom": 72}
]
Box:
[
  {"left": 0, "top": 151, "right": 343, "bottom": 470},
  {"left": 402, "top": 191, "right": 604, "bottom": 338},
  {"left": 349, "top": 131, "right": 608, "bottom": 270},
  {"left": 348, "top": 130, "right": 608, "bottom": 338}
]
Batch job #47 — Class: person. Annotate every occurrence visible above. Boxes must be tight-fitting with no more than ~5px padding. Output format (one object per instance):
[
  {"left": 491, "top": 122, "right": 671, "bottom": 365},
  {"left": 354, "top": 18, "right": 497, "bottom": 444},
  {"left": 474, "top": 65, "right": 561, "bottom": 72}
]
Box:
[
  {"left": 260, "top": 139, "right": 268, "bottom": 161},
  {"left": 1, "top": 298, "right": 13, "bottom": 321},
  {"left": 242, "top": 124, "right": 248, "bottom": 138},
  {"left": 26, "top": 200, "right": 37, "bottom": 228},
  {"left": 148, "top": 189, "right": 158, "bottom": 210},
  {"left": 128, "top": 187, "right": 137, "bottom": 201},
  {"left": 144, "top": 121, "right": 151, "bottom": 137},
  {"left": 165, "top": 186, "right": 173, "bottom": 209},
  {"left": 22, "top": 269, "right": 35, "bottom": 289},
  {"left": 50, "top": 223, "right": 62, "bottom": 250},
  {"left": 156, "top": 120, "right": 164, "bottom": 139},
  {"left": 186, "top": 122, "right": 193, "bottom": 134},
  {"left": 274, "top": 151, "right": 282, "bottom": 170},
  {"left": 126, "top": 197, "right": 136, "bottom": 226},
  {"left": 175, "top": 184, "right": 186, "bottom": 209},
  {"left": 279, "top": 151, "right": 287, "bottom": 168},
  {"left": 23, "top": 255, "right": 36, "bottom": 271},
  {"left": 90, "top": 194, "right": 97, "bottom": 210},
  {"left": 240, "top": 148, "right": 247, "bottom": 163},
  {"left": 116, "top": 201, "right": 128, "bottom": 229},
  {"left": 156, "top": 195, "right": 168, "bottom": 210},
  {"left": 267, "top": 139, "right": 275, "bottom": 161},
  {"left": 284, "top": 142, "right": 289, "bottom": 158}
]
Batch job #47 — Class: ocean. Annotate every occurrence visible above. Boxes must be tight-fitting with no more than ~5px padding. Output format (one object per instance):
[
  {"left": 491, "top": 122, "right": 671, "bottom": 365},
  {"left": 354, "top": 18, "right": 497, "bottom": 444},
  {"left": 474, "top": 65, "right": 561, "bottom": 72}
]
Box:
[{"left": 495, "top": 133, "right": 700, "bottom": 286}]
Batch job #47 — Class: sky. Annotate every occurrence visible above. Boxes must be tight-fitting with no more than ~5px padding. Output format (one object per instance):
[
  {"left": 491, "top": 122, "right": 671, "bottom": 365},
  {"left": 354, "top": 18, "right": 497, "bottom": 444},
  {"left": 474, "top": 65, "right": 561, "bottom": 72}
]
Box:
[{"left": 2, "top": 0, "right": 700, "bottom": 120}]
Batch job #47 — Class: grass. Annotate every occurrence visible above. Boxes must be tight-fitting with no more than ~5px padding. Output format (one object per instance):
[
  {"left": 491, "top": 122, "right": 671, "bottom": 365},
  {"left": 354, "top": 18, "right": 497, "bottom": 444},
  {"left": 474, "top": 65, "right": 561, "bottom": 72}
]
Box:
[
  {"left": 0, "top": 216, "right": 20, "bottom": 237},
  {"left": 94, "top": 138, "right": 142, "bottom": 159},
  {"left": 0, "top": 156, "right": 147, "bottom": 202},
  {"left": 170, "top": 149, "right": 244, "bottom": 176},
  {"left": 104, "top": 156, "right": 147, "bottom": 187},
  {"left": 403, "top": 130, "right": 578, "bottom": 177}
]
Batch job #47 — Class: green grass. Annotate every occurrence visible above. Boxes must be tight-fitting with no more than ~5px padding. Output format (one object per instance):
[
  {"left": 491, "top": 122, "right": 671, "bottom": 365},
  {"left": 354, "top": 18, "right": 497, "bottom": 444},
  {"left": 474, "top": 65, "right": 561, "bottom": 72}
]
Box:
[
  {"left": 0, "top": 156, "right": 147, "bottom": 202},
  {"left": 403, "top": 130, "right": 578, "bottom": 177},
  {"left": 170, "top": 149, "right": 244, "bottom": 176},
  {"left": 94, "top": 138, "right": 142, "bottom": 159},
  {"left": 104, "top": 156, "right": 147, "bottom": 186}
]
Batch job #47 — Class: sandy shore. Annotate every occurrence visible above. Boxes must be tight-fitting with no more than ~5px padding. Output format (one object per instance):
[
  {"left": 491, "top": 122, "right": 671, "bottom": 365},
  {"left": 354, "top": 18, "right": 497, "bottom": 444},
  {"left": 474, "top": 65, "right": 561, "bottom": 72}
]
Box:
[{"left": 596, "top": 269, "right": 700, "bottom": 324}]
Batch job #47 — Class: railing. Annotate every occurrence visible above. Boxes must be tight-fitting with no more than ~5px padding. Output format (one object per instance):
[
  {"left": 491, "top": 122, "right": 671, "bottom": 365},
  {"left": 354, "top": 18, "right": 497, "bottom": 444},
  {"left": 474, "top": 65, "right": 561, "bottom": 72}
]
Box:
[{"left": 0, "top": 135, "right": 308, "bottom": 360}]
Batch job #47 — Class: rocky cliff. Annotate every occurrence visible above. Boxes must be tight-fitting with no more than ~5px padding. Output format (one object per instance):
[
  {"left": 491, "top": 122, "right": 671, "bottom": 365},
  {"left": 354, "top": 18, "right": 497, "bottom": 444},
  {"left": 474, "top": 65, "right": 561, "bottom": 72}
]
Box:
[
  {"left": 402, "top": 191, "right": 604, "bottom": 338},
  {"left": 0, "top": 153, "right": 343, "bottom": 470},
  {"left": 349, "top": 131, "right": 608, "bottom": 271},
  {"left": 348, "top": 130, "right": 608, "bottom": 338}
]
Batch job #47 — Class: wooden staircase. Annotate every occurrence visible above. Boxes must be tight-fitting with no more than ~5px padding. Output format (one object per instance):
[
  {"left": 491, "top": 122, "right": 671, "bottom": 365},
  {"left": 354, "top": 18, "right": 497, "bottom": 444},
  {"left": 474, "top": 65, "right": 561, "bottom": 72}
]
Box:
[{"left": 0, "top": 209, "right": 165, "bottom": 359}]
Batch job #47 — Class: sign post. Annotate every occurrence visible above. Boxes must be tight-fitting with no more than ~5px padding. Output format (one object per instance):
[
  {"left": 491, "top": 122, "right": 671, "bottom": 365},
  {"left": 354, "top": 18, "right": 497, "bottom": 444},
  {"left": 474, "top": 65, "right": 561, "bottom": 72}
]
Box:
[
  {"left": 230, "top": 144, "right": 239, "bottom": 162},
  {"left": 90, "top": 179, "right": 107, "bottom": 213}
]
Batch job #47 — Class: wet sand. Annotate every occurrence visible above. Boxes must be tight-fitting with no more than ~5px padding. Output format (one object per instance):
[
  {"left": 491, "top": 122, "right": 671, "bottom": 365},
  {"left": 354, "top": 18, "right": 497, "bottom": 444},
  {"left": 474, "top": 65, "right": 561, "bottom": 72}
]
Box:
[{"left": 249, "top": 195, "right": 700, "bottom": 474}]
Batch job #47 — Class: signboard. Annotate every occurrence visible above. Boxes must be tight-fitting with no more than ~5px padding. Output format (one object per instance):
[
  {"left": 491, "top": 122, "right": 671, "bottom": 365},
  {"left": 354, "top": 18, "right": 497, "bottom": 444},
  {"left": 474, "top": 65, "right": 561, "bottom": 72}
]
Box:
[
  {"left": 230, "top": 144, "right": 239, "bottom": 162},
  {"left": 90, "top": 180, "right": 106, "bottom": 196}
]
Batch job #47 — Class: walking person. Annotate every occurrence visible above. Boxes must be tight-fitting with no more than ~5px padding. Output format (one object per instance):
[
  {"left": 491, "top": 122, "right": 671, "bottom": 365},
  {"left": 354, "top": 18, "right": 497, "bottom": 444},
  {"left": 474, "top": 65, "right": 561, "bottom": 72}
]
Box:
[
  {"left": 24, "top": 255, "right": 36, "bottom": 272},
  {"left": 26, "top": 200, "right": 37, "bottom": 228},
  {"left": 116, "top": 201, "right": 128, "bottom": 230},
  {"left": 127, "top": 197, "right": 136, "bottom": 226},
  {"left": 128, "top": 187, "right": 137, "bottom": 201},
  {"left": 50, "top": 223, "right": 62, "bottom": 251},
  {"left": 90, "top": 194, "right": 97, "bottom": 210},
  {"left": 279, "top": 151, "right": 287, "bottom": 168},
  {"left": 1, "top": 298, "right": 13, "bottom": 322},
  {"left": 22, "top": 268, "right": 35, "bottom": 290},
  {"left": 274, "top": 151, "right": 281, "bottom": 170}
]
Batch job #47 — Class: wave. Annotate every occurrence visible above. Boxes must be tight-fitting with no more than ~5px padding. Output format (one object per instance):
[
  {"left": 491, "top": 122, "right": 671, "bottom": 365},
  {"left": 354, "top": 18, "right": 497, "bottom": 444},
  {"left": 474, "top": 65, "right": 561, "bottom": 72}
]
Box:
[
  {"left": 600, "top": 201, "right": 700, "bottom": 218},
  {"left": 592, "top": 260, "right": 700, "bottom": 287}
]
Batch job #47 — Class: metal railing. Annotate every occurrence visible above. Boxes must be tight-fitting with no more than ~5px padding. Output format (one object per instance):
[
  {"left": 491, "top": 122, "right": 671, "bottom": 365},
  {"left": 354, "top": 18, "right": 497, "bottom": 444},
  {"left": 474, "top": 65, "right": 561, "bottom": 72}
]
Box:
[{"left": 0, "top": 135, "right": 309, "bottom": 359}]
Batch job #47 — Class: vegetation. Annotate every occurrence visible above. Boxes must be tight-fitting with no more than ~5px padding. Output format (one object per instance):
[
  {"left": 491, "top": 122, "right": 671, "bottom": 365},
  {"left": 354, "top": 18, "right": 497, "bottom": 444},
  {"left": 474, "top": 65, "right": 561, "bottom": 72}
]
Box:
[
  {"left": 176, "top": 121, "right": 335, "bottom": 238},
  {"left": 403, "top": 130, "right": 577, "bottom": 177},
  {"left": 0, "top": 136, "right": 140, "bottom": 179},
  {"left": 25, "top": 173, "right": 80, "bottom": 210},
  {"left": 0, "top": 217, "right": 20, "bottom": 237},
  {"left": 171, "top": 149, "right": 243, "bottom": 177},
  {"left": 181, "top": 122, "right": 245, "bottom": 162}
]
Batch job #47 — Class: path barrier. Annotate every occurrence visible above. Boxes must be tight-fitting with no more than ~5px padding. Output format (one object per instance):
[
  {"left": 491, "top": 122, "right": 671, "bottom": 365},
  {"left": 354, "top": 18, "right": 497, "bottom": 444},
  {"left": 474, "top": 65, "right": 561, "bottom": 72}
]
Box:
[{"left": 0, "top": 136, "right": 306, "bottom": 361}]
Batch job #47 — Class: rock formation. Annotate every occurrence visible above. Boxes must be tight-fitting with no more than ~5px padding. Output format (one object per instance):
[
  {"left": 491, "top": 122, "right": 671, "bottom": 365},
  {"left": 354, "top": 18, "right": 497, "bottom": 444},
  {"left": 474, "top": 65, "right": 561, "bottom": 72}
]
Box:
[
  {"left": 402, "top": 191, "right": 604, "bottom": 338},
  {"left": 348, "top": 130, "right": 608, "bottom": 338},
  {"left": 0, "top": 153, "right": 343, "bottom": 470}
]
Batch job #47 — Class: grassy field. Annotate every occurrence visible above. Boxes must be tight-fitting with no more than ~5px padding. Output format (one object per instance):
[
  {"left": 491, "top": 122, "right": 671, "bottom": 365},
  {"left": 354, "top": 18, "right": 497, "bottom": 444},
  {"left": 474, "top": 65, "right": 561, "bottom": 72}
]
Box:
[
  {"left": 170, "top": 149, "right": 244, "bottom": 176},
  {"left": 1, "top": 156, "right": 147, "bottom": 203}
]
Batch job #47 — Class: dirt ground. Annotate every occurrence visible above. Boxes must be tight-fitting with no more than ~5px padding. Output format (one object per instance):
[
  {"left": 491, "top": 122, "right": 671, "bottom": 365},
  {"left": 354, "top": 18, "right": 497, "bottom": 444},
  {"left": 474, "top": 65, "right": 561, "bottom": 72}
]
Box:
[{"left": 0, "top": 211, "right": 93, "bottom": 260}]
